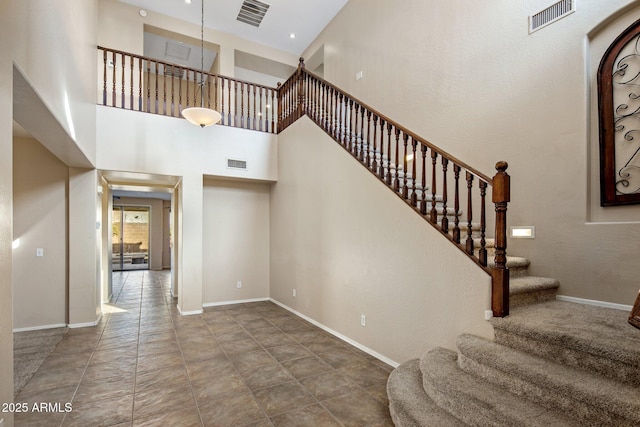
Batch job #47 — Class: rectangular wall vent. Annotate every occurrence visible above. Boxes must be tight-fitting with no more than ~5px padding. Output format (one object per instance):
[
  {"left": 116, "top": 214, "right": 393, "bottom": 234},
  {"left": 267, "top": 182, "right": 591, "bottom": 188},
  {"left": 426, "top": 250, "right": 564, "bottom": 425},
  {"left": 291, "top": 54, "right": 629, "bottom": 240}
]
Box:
[
  {"left": 227, "top": 159, "right": 248, "bottom": 170},
  {"left": 529, "top": 0, "right": 575, "bottom": 34},
  {"left": 164, "top": 65, "right": 185, "bottom": 79},
  {"left": 237, "top": 0, "right": 270, "bottom": 27}
]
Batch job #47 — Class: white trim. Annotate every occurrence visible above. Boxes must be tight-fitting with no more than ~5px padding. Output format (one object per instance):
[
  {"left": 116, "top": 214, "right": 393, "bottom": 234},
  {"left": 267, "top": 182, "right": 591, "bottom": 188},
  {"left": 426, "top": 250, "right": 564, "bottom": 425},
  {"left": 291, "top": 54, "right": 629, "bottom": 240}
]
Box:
[
  {"left": 68, "top": 313, "right": 103, "bottom": 329},
  {"left": 203, "top": 297, "right": 269, "bottom": 308},
  {"left": 13, "top": 323, "right": 67, "bottom": 333},
  {"left": 177, "top": 305, "right": 203, "bottom": 316},
  {"left": 270, "top": 298, "right": 399, "bottom": 368},
  {"left": 556, "top": 295, "right": 633, "bottom": 311}
]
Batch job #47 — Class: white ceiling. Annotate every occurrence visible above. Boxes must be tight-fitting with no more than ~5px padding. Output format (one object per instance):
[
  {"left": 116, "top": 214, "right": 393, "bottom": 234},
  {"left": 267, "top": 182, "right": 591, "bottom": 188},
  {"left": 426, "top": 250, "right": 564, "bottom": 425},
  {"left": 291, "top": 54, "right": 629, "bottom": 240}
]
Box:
[{"left": 119, "top": 0, "right": 348, "bottom": 55}]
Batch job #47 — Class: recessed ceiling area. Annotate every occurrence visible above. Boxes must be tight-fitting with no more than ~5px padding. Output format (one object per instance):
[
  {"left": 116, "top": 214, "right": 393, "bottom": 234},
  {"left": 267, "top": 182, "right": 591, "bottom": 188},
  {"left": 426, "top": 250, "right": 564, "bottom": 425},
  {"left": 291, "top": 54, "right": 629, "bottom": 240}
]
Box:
[
  {"left": 119, "top": 0, "right": 348, "bottom": 55},
  {"left": 144, "top": 26, "right": 219, "bottom": 74}
]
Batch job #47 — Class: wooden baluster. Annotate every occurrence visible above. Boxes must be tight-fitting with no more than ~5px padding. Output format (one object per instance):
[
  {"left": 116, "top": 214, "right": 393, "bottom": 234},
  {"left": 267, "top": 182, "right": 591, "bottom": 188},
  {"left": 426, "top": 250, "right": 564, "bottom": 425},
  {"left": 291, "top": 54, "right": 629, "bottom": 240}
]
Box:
[
  {"left": 338, "top": 93, "right": 344, "bottom": 143},
  {"left": 185, "top": 69, "right": 190, "bottom": 112},
  {"left": 154, "top": 61, "right": 159, "bottom": 114},
  {"left": 130, "top": 55, "right": 134, "bottom": 110},
  {"left": 362, "top": 110, "right": 378, "bottom": 167},
  {"left": 350, "top": 103, "right": 358, "bottom": 154},
  {"left": 452, "top": 164, "right": 461, "bottom": 244},
  {"left": 271, "top": 87, "right": 275, "bottom": 133},
  {"left": 253, "top": 85, "right": 257, "bottom": 130},
  {"left": 378, "top": 118, "right": 386, "bottom": 178},
  {"left": 465, "top": 172, "right": 475, "bottom": 255},
  {"left": 411, "top": 138, "right": 418, "bottom": 207},
  {"left": 162, "top": 64, "right": 167, "bottom": 115},
  {"left": 371, "top": 114, "right": 380, "bottom": 173},
  {"left": 206, "top": 74, "right": 211, "bottom": 109},
  {"left": 234, "top": 81, "right": 239, "bottom": 127},
  {"left": 171, "top": 67, "right": 176, "bottom": 116},
  {"left": 386, "top": 124, "right": 394, "bottom": 185},
  {"left": 492, "top": 161, "right": 510, "bottom": 317},
  {"left": 121, "top": 53, "right": 125, "bottom": 108},
  {"left": 393, "top": 128, "right": 401, "bottom": 191},
  {"left": 220, "top": 78, "right": 225, "bottom": 125},
  {"left": 112, "top": 51, "right": 117, "bottom": 107},
  {"left": 102, "top": 49, "right": 107, "bottom": 105},
  {"left": 367, "top": 115, "right": 376, "bottom": 169},
  {"left": 138, "top": 58, "right": 143, "bottom": 112},
  {"left": 430, "top": 151, "right": 438, "bottom": 223},
  {"left": 240, "top": 82, "right": 245, "bottom": 128},
  {"left": 420, "top": 145, "right": 428, "bottom": 215},
  {"left": 402, "top": 134, "right": 409, "bottom": 198},
  {"left": 258, "top": 86, "right": 263, "bottom": 131},
  {"left": 333, "top": 88, "right": 338, "bottom": 138},
  {"left": 479, "top": 180, "right": 488, "bottom": 266},
  {"left": 441, "top": 158, "right": 449, "bottom": 233},
  {"left": 348, "top": 99, "right": 354, "bottom": 149},
  {"left": 228, "top": 78, "right": 233, "bottom": 126},
  {"left": 146, "top": 60, "right": 151, "bottom": 113},
  {"left": 361, "top": 111, "right": 370, "bottom": 162}
]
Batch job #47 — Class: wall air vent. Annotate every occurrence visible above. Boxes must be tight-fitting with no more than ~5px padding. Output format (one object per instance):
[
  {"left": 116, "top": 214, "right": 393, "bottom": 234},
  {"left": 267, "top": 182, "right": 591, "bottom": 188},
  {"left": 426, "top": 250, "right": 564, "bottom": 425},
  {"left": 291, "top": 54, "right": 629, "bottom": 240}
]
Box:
[
  {"left": 237, "top": 0, "right": 270, "bottom": 28},
  {"left": 529, "top": 0, "right": 575, "bottom": 34},
  {"left": 227, "top": 159, "right": 248, "bottom": 170}
]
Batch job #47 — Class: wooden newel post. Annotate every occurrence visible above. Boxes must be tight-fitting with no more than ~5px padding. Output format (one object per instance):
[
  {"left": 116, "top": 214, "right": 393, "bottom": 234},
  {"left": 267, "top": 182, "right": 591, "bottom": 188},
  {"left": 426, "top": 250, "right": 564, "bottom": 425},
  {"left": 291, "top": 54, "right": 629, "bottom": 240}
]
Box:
[
  {"left": 297, "top": 57, "right": 305, "bottom": 119},
  {"left": 492, "top": 161, "right": 510, "bottom": 317}
]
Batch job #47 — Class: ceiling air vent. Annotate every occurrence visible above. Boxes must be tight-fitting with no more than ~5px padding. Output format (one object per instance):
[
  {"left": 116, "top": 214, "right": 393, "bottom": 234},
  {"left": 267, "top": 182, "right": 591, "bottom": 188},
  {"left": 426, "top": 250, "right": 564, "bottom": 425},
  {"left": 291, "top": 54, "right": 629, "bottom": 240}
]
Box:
[
  {"left": 164, "top": 65, "right": 185, "bottom": 79},
  {"left": 227, "top": 159, "right": 248, "bottom": 170},
  {"left": 237, "top": 0, "right": 270, "bottom": 28},
  {"left": 529, "top": 0, "right": 575, "bottom": 34}
]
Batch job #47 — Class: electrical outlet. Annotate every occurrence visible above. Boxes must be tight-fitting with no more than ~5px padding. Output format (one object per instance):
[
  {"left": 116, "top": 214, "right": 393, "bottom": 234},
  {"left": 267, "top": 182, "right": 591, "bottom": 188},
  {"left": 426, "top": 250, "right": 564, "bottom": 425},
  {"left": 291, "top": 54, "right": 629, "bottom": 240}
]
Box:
[
  {"left": 236, "top": 281, "right": 242, "bottom": 289},
  {"left": 293, "top": 289, "right": 296, "bottom": 297},
  {"left": 356, "top": 70, "right": 364, "bottom": 80},
  {"left": 360, "top": 314, "right": 366, "bottom": 327}
]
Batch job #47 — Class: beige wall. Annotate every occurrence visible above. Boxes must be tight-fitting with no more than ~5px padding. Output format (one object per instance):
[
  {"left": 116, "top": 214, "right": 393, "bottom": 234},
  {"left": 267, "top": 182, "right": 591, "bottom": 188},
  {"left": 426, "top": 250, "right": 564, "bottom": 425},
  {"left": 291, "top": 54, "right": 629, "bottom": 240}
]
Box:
[
  {"left": 302, "top": 0, "right": 640, "bottom": 305},
  {"left": 0, "top": 0, "right": 13, "bottom": 422},
  {"left": 13, "top": 0, "right": 97, "bottom": 166},
  {"left": 203, "top": 178, "right": 270, "bottom": 305},
  {"left": 13, "top": 138, "right": 68, "bottom": 330},
  {"left": 271, "top": 117, "right": 493, "bottom": 364}
]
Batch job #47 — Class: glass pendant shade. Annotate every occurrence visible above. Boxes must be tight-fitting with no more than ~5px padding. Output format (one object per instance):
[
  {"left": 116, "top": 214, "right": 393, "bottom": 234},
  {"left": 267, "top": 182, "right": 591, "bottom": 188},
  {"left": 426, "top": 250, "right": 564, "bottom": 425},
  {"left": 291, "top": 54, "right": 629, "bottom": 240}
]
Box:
[{"left": 182, "top": 106, "right": 221, "bottom": 128}]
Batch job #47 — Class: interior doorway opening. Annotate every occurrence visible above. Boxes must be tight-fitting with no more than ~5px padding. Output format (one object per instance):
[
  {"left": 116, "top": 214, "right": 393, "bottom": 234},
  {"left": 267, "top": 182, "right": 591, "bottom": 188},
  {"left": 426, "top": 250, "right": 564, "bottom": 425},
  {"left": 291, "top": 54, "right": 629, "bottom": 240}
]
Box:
[{"left": 112, "top": 205, "right": 150, "bottom": 271}]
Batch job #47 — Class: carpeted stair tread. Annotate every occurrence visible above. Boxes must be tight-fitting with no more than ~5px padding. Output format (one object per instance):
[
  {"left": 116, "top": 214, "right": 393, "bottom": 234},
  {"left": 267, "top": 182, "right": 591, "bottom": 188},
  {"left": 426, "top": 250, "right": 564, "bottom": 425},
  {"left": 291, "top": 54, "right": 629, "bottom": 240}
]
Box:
[
  {"left": 387, "top": 359, "right": 466, "bottom": 427},
  {"left": 456, "top": 333, "right": 640, "bottom": 426},
  {"left": 509, "top": 276, "right": 559, "bottom": 307},
  {"left": 420, "top": 347, "right": 580, "bottom": 427},
  {"left": 492, "top": 300, "right": 640, "bottom": 386}
]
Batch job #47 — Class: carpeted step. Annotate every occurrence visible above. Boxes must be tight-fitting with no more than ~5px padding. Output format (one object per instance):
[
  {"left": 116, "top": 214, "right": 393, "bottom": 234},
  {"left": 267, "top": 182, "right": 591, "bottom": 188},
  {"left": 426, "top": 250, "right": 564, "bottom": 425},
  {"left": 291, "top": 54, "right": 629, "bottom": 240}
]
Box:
[
  {"left": 487, "top": 256, "right": 530, "bottom": 278},
  {"left": 387, "top": 359, "right": 466, "bottom": 427},
  {"left": 491, "top": 300, "right": 640, "bottom": 387},
  {"left": 509, "top": 276, "right": 559, "bottom": 308},
  {"left": 420, "top": 347, "right": 580, "bottom": 427},
  {"left": 456, "top": 334, "right": 640, "bottom": 426}
]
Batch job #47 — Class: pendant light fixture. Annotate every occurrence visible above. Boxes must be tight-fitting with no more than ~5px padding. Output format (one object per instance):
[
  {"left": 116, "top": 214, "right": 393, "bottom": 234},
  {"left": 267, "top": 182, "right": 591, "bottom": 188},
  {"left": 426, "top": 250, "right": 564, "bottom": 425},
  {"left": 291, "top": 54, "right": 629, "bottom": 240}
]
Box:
[{"left": 181, "top": 0, "right": 221, "bottom": 128}]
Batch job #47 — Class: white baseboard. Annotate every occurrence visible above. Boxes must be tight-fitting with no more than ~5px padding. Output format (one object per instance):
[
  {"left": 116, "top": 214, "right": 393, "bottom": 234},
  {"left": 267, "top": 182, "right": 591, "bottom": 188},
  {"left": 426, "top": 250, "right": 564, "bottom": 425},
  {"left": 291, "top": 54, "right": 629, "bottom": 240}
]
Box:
[
  {"left": 68, "top": 313, "right": 103, "bottom": 329},
  {"left": 203, "top": 297, "right": 270, "bottom": 308},
  {"left": 556, "top": 295, "right": 633, "bottom": 311},
  {"left": 270, "top": 298, "right": 399, "bottom": 368},
  {"left": 13, "top": 323, "right": 67, "bottom": 333},
  {"left": 177, "top": 305, "right": 203, "bottom": 316}
]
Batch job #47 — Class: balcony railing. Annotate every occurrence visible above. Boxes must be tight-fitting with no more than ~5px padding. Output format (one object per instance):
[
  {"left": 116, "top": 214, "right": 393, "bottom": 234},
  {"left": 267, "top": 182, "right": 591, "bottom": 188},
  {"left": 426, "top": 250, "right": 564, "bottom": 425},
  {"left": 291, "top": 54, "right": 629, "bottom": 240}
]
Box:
[{"left": 98, "top": 46, "right": 279, "bottom": 133}]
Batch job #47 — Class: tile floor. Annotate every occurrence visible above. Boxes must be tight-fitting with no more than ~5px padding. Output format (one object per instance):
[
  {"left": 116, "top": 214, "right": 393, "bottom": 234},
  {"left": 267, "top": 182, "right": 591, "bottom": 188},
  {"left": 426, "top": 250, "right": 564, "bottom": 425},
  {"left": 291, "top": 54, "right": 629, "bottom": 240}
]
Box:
[{"left": 13, "top": 270, "right": 394, "bottom": 426}]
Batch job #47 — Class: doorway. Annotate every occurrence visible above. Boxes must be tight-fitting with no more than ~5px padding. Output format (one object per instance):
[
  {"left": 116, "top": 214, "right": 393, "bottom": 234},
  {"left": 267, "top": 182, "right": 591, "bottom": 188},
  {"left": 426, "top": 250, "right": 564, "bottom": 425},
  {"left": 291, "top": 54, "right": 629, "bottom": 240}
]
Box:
[{"left": 112, "top": 206, "right": 150, "bottom": 271}]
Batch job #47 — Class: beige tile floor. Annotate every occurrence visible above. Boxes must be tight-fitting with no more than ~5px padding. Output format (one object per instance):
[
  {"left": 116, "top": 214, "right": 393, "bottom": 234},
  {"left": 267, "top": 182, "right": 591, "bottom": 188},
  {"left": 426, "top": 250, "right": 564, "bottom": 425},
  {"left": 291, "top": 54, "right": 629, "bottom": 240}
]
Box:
[{"left": 13, "top": 270, "right": 394, "bottom": 426}]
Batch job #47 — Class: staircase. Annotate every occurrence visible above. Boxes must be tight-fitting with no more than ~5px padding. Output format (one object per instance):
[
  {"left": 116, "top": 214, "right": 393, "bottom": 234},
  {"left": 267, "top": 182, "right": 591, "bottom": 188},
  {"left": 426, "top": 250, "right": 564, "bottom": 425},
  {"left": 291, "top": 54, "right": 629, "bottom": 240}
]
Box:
[{"left": 387, "top": 257, "right": 640, "bottom": 426}]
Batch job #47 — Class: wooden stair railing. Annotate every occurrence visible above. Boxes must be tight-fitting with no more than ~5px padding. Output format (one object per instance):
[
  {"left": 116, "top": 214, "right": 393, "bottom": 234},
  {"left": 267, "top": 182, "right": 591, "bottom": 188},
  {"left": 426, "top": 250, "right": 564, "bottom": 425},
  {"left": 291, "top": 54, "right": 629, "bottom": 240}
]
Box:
[
  {"left": 278, "top": 59, "right": 511, "bottom": 317},
  {"left": 98, "top": 46, "right": 279, "bottom": 133},
  {"left": 96, "top": 46, "right": 510, "bottom": 316}
]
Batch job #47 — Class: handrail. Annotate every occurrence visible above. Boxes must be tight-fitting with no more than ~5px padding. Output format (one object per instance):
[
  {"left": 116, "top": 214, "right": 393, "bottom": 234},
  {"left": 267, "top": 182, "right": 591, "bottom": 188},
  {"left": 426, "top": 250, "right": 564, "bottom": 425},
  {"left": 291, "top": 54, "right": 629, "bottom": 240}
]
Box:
[
  {"left": 278, "top": 59, "right": 511, "bottom": 317},
  {"left": 97, "top": 46, "right": 279, "bottom": 133}
]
